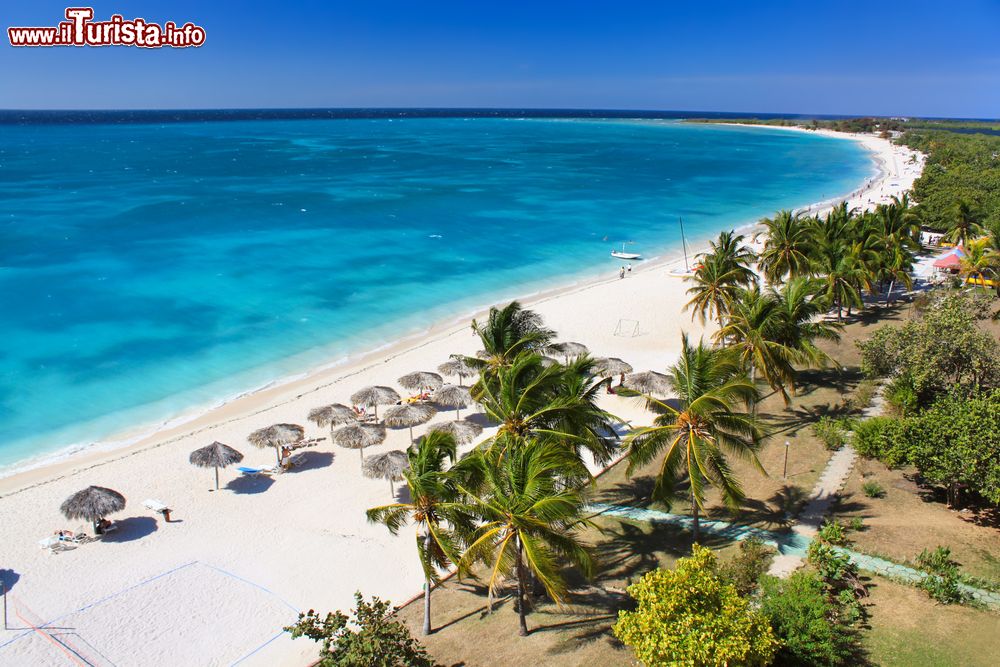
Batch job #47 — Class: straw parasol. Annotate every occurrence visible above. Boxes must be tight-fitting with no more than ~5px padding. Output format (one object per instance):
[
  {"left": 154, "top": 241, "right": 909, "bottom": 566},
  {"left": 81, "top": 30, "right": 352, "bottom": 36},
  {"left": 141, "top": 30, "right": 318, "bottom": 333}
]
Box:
[
  {"left": 548, "top": 341, "right": 589, "bottom": 362},
  {"left": 189, "top": 441, "right": 244, "bottom": 490},
  {"left": 428, "top": 418, "right": 483, "bottom": 445},
  {"left": 350, "top": 386, "right": 401, "bottom": 420},
  {"left": 434, "top": 384, "right": 473, "bottom": 420},
  {"left": 383, "top": 403, "right": 437, "bottom": 442},
  {"left": 331, "top": 422, "right": 386, "bottom": 465},
  {"left": 248, "top": 423, "right": 305, "bottom": 466},
  {"left": 437, "top": 356, "right": 477, "bottom": 386},
  {"left": 398, "top": 371, "right": 444, "bottom": 392},
  {"left": 307, "top": 403, "right": 356, "bottom": 431},
  {"left": 60, "top": 485, "right": 126, "bottom": 535},
  {"left": 624, "top": 370, "right": 672, "bottom": 395},
  {"left": 594, "top": 357, "right": 634, "bottom": 384},
  {"left": 362, "top": 450, "right": 410, "bottom": 495}
]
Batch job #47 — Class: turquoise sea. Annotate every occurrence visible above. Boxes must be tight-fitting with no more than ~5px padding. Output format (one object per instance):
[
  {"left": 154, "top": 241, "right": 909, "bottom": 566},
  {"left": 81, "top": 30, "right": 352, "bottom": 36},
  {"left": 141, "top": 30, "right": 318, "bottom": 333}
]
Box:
[{"left": 0, "top": 115, "right": 872, "bottom": 472}]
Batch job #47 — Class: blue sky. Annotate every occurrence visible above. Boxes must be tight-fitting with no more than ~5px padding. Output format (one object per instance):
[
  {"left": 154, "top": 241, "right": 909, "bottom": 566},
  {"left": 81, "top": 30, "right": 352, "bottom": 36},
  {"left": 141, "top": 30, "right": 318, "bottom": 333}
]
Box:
[{"left": 1, "top": 1, "right": 998, "bottom": 117}]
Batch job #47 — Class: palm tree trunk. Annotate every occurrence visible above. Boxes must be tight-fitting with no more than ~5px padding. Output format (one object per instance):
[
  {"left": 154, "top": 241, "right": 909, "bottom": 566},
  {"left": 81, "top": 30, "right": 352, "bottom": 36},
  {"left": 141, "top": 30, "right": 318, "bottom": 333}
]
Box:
[
  {"left": 517, "top": 538, "right": 529, "bottom": 636},
  {"left": 885, "top": 280, "right": 895, "bottom": 307},
  {"left": 691, "top": 491, "right": 700, "bottom": 544},
  {"left": 422, "top": 533, "right": 433, "bottom": 635}
]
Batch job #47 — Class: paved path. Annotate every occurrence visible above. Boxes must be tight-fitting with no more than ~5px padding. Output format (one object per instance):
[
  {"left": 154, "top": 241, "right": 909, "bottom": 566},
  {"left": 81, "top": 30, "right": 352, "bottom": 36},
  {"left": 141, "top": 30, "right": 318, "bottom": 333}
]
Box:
[{"left": 586, "top": 502, "right": 1000, "bottom": 610}]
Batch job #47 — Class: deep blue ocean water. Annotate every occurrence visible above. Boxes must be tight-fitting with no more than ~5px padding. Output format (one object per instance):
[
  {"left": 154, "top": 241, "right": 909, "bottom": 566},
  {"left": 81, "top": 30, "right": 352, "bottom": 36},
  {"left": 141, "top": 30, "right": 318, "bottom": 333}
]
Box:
[{"left": 0, "top": 116, "right": 872, "bottom": 471}]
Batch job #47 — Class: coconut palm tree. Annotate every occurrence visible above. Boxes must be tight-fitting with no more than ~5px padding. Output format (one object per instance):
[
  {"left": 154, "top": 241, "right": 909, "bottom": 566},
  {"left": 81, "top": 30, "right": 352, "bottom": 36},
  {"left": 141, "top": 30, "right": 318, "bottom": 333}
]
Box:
[
  {"left": 466, "top": 302, "right": 553, "bottom": 374},
  {"left": 456, "top": 440, "right": 595, "bottom": 636},
  {"left": 943, "top": 199, "right": 984, "bottom": 247},
  {"left": 707, "top": 230, "right": 757, "bottom": 281},
  {"left": 812, "top": 239, "right": 873, "bottom": 321},
  {"left": 767, "top": 277, "right": 842, "bottom": 370},
  {"left": 623, "top": 335, "right": 764, "bottom": 542},
  {"left": 959, "top": 237, "right": 998, "bottom": 290},
  {"left": 714, "top": 286, "right": 799, "bottom": 406},
  {"left": 473, "top": 352, "right": 616, "bottom": 469},
  {"left": 758, "top": 210, "right": 814, "bottom": 283},
  {"left": 684, "top": 253, "right": 750, "bottom": 331},
  {"left": 366, "top": 431, "right": 468, "bottom": 636}
]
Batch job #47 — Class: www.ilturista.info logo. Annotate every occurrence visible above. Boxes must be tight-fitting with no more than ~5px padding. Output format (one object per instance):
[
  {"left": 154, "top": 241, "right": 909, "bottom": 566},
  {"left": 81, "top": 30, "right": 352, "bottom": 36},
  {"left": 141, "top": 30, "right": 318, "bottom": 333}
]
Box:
[{"left": 8, "top": 7, "right": 205, "bottom": 48}]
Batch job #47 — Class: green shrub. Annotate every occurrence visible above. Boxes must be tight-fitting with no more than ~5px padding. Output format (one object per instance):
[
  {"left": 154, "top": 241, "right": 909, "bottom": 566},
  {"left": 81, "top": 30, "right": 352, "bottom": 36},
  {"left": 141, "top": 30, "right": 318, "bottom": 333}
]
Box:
[
  {"left": 285, "top": 592, "right": 436, "bottom": 667},
  {"left": 718, "top": 535, "right": 774, "bottom": 596},
  {"left": 885, "top": 374, "right": 919, "bottom": 417},
  {"left": 818, "top": 520, "right": 848, "bottom": 546},
  {"left": 812, "top": 416, "right": 850, "bottom": 450},
  {"left": 848, "top": 517, "right": 865, "bottom": 531},
  {"left": 759, "top": 571, "right": 863, "bottom": 667},
  {"left": 861, "top": 480, "right": 885, "bottom": 498},
  {"left": 851, "top": 417, "right": 905, "bottom": 463},
  {"left": 807, "top": 542, "right": 859, "bottom": 587},
  {"left": 613, "top": 546, "right": 778, "bottom": 666},
  {"left": 914, "top": 546, "right": 971, "bottom": 605}
]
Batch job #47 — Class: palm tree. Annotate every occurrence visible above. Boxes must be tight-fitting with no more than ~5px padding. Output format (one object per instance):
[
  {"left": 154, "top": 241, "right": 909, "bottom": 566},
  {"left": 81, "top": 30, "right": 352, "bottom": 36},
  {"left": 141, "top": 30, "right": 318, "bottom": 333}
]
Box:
[
  {"left": 959, "top": 237, "right": 998, "bottom": 290},
  {"left": 943, "top": 200, "right": 984, "bottom": 247},
  {"left": 809, "top": 202, "right": 856, "bottom": 249},
  {"left": 472, "top": 352, "right": 616, "bottom": 469},
  {"left": 714, "top": 286, "right": 799, "bottom": 406},
  {"left": 707, "top": 230, "right": 757, "bottom": 281},
  {"left": 623, "top": 335, "right": 764, "bottom": 542},
  {"left": 684, "top": 254, "right": 748, "bottom": 331},
  {"left": 366, "top": 431, "right": 468, "bottom": 636},
  {"left": 758, "top": 210, "right": 814, "bottom": 283},
  {"left": 467, "top": 302, "right": 553, "bottom": 373},
  {"left": 456, "top": 440, "right": 595, "bottom": 636},
  {"left": 767, "top": 277, "right": 841, "bottom": 369},
  {"left": 813, "top": 239, "right": 873, "bottom": 321}
]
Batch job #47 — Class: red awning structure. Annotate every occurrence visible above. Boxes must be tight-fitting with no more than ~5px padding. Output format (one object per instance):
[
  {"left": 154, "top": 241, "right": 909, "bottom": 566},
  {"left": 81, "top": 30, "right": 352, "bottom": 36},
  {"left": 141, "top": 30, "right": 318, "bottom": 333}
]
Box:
[{"left": 933, "top": 246, "right": 966, "bottom": 270}]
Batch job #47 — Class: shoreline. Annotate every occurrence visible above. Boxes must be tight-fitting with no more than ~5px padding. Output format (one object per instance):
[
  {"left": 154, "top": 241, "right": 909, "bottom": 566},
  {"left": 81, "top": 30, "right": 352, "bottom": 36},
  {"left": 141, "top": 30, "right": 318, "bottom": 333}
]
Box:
[
  {"left": 0, "top": 126, "right": 924, "bottom": 667},
  {"left": 0, "top": 125, "right": 917, "bottom": 495}
]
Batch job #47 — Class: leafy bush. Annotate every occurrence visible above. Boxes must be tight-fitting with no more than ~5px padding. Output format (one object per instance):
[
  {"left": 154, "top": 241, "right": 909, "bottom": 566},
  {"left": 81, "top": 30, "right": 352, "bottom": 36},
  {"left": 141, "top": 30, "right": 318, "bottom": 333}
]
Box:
[
  {"left": 849, "top": 517, "right": 865, "bottom": 531},
  {"left": 914, "top": 546, "right": 971, "bottom": 605},
  {"left": 851, "top": 417, "right": 906, "bottom": 464},
  {"left": 861, "top": 480, "right": 885, "bottom": 499},
  {"left": 807, "top": 543, "right": 859, "bottom": 588},
  {"left": 857, "top": 291, "right": 1000, "bottom": 406},
  {"left": 885, "top": 375, "right": 919, "bottom": 417},
  {"left": 759, "top": 571, "right": 864, "bottom": 666},
  {"left": 613, "top": 546, "right": 778, "bottom": 666},
  {"left": 845, "top": 379, "right": 880, "bottom": 412},
  {"left": 718, "top": 535, "right": 774, "bottom": 596},
  {"left": 812, "top": 417, "right": 850, "bottom": 450},
  {"left": 285, "top": 592, "right": 436, "bottom": 667},
  {"left": 818, "top": 520, "right": 849, "bottom": 546}
]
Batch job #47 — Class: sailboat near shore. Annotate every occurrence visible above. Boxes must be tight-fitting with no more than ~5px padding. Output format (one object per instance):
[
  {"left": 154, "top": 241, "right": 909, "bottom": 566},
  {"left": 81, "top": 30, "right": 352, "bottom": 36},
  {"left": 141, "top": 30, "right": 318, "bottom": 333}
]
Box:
[{"left": 610, "top": 241, "right": 642, "bottom": 260}]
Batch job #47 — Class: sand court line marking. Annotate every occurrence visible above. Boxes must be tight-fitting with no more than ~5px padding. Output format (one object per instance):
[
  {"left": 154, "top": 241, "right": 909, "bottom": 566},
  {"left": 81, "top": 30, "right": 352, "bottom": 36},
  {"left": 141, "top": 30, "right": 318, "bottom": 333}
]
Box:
[{"left": 0, "top": 560, "right": 303, "bottom": 665}]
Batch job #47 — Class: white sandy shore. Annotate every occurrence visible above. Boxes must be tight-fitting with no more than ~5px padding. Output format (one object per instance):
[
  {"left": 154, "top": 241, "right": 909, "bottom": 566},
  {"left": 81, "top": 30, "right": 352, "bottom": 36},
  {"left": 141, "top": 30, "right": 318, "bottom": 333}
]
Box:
[{"left": 0, "top": 128, "right": 923, "bottom": 666}]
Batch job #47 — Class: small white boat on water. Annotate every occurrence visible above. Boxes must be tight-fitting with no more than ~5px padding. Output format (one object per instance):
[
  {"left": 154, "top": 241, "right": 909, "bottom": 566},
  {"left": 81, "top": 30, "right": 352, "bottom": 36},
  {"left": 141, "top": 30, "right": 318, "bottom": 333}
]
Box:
[{"left": 611, "top": 242, "right": 641, "bottom": 260}]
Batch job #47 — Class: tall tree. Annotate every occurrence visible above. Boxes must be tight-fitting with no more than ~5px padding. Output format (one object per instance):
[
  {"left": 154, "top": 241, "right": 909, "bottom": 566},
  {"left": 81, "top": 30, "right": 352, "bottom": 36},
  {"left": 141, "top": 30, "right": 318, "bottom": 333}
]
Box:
[
  {"left": 714, "top": 286, "right": 799, "bottom": 406},
  {"left": 959, "top": 237, "right": 998, "bottom": 290},
  {"left": 768, "top": 277, "right": 842, "bottom": 370},
  {"left": 472, "top": 352, "right": 616, "bottom": 469},
  {"left": 624, "top": 335, "right": 764, "bottom": 541},
  {"left": 467, "top": 301, "right": 553, "bottom": 373},
  {"left": 456, "top": 441, "right": 595, "bottom": 636},
  {"left": 366, "top": 431, "right": 467, "bottom": 636},
  {"left": 758, "top": 209, "right": 814, "bottom": 283},
  {"left": 943, "top": 199, "right": 984, "bottom": 247},
  {"left": 684, "top": 253, "right": 750, "bottom": 331}
]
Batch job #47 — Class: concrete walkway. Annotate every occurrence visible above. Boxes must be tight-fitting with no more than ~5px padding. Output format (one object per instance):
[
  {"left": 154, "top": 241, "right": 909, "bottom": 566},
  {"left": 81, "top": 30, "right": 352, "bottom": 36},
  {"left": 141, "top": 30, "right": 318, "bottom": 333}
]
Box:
[{"left": 586, "top": 502, "right": 1000, "bottom": 610}]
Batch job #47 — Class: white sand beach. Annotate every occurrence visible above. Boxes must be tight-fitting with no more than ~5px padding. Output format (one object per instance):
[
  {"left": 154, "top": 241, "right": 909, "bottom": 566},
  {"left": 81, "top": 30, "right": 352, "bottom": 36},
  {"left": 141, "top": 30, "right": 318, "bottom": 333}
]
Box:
[{"left": 0, "top": 129, "right": 923, "bottom": 666}]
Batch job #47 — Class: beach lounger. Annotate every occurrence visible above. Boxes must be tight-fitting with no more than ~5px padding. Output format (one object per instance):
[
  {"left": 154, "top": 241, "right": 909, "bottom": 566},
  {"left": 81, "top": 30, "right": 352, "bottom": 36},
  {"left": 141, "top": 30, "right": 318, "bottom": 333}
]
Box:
[
  {"left": 144, "top": 498, "right": 174, "bottom": 521},
  {"left": 237, "top": 465, "right": 275, "bottom": 476}
]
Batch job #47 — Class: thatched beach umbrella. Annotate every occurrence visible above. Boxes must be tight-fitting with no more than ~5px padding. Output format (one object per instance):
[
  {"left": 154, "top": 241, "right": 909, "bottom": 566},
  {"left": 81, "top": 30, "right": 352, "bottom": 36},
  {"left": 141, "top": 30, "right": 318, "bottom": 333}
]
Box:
[
  {"left": 434, "top": 384, "right": 473, "bottom": 420},
  {"left": 308, "top": 403, "right": 357, "bottom": 438},
  {"left": 437, "top": 356, "right": 477, "bottom": 386},
  {"left": 548, "top": 341, "right": 589, "bottom": 362},
  {"left": 60, "top": 486, "right": 126, "bottom": 535},
  {"left": 383, "top": 403, "right": 437, "bottom": 442},
  {"left": 248, "top": 423, "right": 305, "bottom": 466},
  {"left": 362, "top": 450, "right": 410, "bottom": 495},
  {"left": 624, "top": 371, "right": 672, "bottom": 396},
  {"left": 189, "top": 441, "right": 244, "bottom": 490},
  {"left": 594, "top": 357, "right": 634, "bottom": 385},
  {"left": 350, "top": 386, "right": 401, "bottom": 420},
  {"left": 398, "top": 371, "right": 444, "bottom": 392},
  {"left": 332, "top": 422, "right": 386, "bottom": 465},
  {"left": 428, "top": 418, "right": 483, "bottom": 445}
]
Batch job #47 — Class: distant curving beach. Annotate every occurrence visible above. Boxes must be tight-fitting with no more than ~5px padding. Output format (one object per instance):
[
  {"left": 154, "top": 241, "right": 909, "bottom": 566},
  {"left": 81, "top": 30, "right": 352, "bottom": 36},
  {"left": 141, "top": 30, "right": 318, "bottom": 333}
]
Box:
[{"left": 0, "top": 124, "right": 923, "bottom": 666}]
